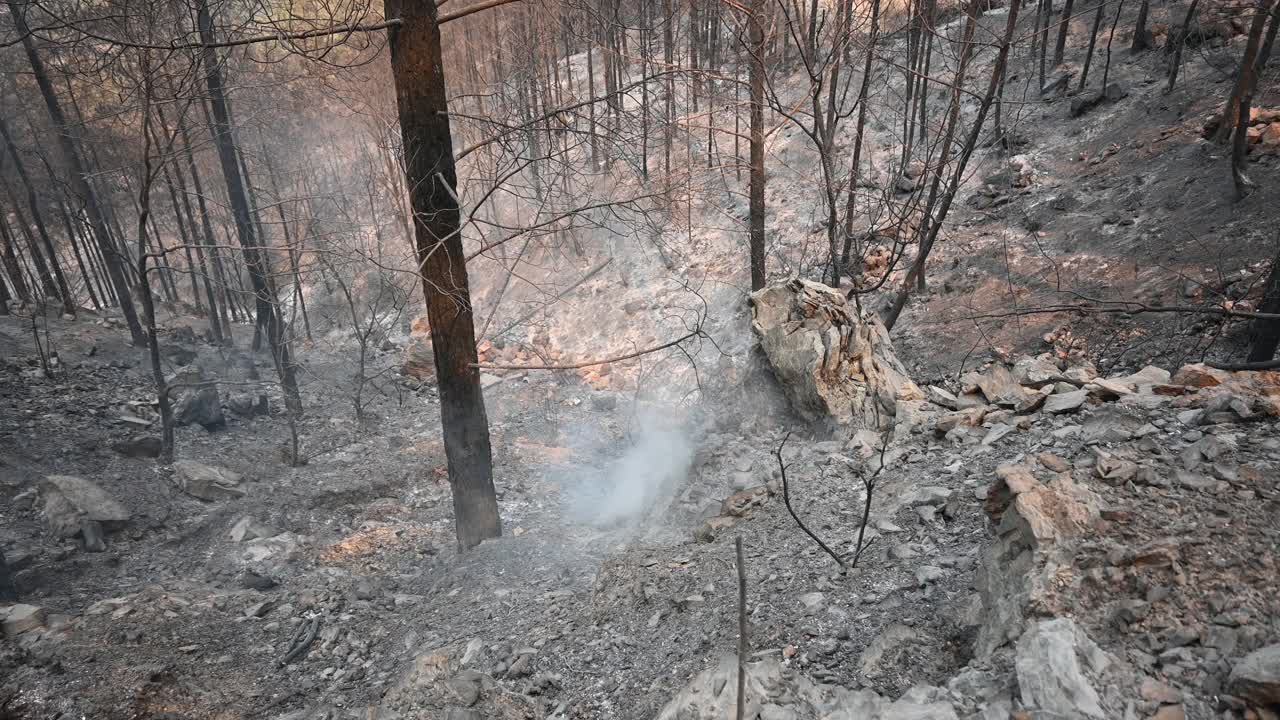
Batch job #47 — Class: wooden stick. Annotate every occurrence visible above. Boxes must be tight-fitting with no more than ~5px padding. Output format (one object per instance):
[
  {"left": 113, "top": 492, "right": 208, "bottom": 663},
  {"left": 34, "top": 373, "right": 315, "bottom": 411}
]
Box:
[{"left": 735, "top": 535, "right": 748, "bottom": 720}]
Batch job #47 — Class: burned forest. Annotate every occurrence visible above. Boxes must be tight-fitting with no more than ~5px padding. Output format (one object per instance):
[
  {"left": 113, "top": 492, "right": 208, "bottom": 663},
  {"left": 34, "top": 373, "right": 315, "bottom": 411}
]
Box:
[{"left": 2, "top": 0, "right": 1280, "bottom": 717}]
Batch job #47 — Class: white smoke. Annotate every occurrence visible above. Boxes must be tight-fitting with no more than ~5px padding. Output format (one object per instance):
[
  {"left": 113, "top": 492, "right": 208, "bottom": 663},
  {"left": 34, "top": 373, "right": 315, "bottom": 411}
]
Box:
[{"left": 564, "top": 408, "right": 698, "bottom": 529}]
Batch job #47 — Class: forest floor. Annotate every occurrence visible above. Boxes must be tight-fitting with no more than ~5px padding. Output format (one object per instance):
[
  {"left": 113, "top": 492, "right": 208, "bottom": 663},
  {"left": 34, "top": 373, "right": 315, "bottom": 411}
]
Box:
[{"left": 5, "top": 6, "right": 1280, "bottom": 720}]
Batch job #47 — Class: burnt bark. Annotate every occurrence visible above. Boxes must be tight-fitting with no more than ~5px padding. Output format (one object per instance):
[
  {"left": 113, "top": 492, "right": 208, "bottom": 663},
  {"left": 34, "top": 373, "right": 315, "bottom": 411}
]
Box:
[
  {"left": 1249, "top": 253, "right": 1280, "bottom": 362},
  {"left": 385, "top": 0, "right": 502, "bottom": 550}
]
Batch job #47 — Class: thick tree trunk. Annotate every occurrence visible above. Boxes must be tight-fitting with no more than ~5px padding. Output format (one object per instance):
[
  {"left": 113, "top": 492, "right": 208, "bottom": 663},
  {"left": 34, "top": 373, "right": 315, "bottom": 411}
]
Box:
[
  {"left": 385, "top": 0, "right": 502, "bottom": 551},
  {"left": 1132, "top": 0, "right": 1151, "bottom": 50},
  {"left": 748, "top": 0, "right": 767, "bottom": 291},
  {"left": 1166, "top": 0, "right": 1201, "bottom": 93},
  {"left": 8, "top": 0, "right": 143, "bottom": 343},
  {"left": 1249, "top": 253, "right": 1280, "bottom": 362},
  {"left": 1230, "top": 0, "right": 1275, "bottom": 197},
  {"left": 196, "top": 0, "right": 300, "bottom": 410},
  {"left": 1054, "top": 0, "right": 1075, "bottom": 66},
  {"left": 1078, "top": 0, "right": 1106, "bottom": 91}
]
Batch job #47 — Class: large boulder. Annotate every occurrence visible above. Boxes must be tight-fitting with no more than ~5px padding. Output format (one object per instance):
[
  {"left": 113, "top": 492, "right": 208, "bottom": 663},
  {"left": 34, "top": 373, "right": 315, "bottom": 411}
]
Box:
[
  {"left": 168, "top": 366, "right": 225, "bottom": 430},
  {"left": 975, "top": 464, "right": 1101, "bottom": 657},
  {"left": 40, "top": 475, "right": 131, "bottom": 538},
  {"left": 1015, "top": 618, "right": 1111, "bottom": 719},
  {"left": 750, "top": 279, "right": 922, "bottom": 429},
  {"left": 1229, "top": 644, "right": 1280, "bottom": 706}
]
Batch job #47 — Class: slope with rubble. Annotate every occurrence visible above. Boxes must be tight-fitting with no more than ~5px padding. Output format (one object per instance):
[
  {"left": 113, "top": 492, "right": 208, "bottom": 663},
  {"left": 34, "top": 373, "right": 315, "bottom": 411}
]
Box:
[{"left": 5, "top": 1, "right": 1280, "bottom": 719}]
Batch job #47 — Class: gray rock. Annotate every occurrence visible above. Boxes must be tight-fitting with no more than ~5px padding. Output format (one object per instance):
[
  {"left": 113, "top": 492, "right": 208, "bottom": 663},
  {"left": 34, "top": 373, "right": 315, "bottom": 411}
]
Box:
[
  {"left": 173, "top": 461, "right": 245, "bottom": 501},
  {"left": 915, "top": 565, "right": 945, "bottom": 585},
  {"left": 225, "top": 393, "right": 265, "bottom": 417},
  {"left": 40, "top": 475, "right": 130, "bottom": 538},
  {"left": 1044, "top": 390, "right": 1088, "bottom": 414},
  {"left": 799, "top": 592, "right": 826, "bottom": 611},
  {"left": 1229, "top": 644, "right": 1280, "bottom": 705},
  {"left": 1015, "top": 618, "right": 1109, "bottom": 718},
  {"left": 1, "top": 603, "right": 46, "bottom": 637},
  {"left": 111, "top": 435, "right": 163, "bottom": 458},
  {"left": 229, "top": 516, "right": 279, "bottom": 542},
  {"left": 174, "top": 386, "right": 225, "bottom": 430}
]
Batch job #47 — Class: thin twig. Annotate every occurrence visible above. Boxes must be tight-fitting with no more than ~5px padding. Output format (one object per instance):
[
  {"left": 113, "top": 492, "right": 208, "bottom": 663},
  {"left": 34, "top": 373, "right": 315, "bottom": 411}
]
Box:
[{"left": 775, "top": 432, "right": 847, "bottom": 571}]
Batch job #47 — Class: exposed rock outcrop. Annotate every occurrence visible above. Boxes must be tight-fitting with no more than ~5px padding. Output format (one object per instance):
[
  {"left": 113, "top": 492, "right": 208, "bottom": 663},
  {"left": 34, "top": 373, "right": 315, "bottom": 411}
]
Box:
[{"left": 750, "top": 279, "right": 922, "bottom": 429}]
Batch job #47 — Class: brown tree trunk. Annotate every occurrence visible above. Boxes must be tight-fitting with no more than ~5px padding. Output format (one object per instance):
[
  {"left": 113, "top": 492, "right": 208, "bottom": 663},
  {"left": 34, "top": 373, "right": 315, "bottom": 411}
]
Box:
[
  {"left": 8, "top": 0, "right": 143, "bottom": 343},
  {"left": 748, "top": 0, "right": 767, "bottom": 291},
  {"left": 1249, "top": 253, "right": 1280, "bottom": 362},
  {"left": 1166, "top": 0, "right": 1200, "bottom": 93},
  {"left": 1132, "top": 0, "right": 1151, "bottom": 50},
  {"left": 1078, "top": 0, "right": 1106, "bottom": 91},
  {"left": 1054, "top": 0, "right": 1075, "bottom": 65},
  {"left": 385, "top": 0, "right": 502, "bottom": 550},
  {"left": 1229, "top": 0, "right": 1275, "bottom": 197}
]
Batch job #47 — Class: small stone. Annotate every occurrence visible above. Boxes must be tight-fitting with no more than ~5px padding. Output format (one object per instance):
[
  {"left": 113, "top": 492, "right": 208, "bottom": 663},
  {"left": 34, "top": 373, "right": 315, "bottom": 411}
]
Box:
[
  {"left": 1037, "top": 452, "right": 1071, "bottom": 473},
  {"left": 915, "top": 565, "right": 944, "bottom": 586},
  {"left": 1140, "top": 679, "right": 1181, "bottom": 704},
  {"left": 799, "top": 592, "right": 827, "bottom": 611},
  {"left": 1044, "top": 390, "right": 1088, "bottom": 414}
]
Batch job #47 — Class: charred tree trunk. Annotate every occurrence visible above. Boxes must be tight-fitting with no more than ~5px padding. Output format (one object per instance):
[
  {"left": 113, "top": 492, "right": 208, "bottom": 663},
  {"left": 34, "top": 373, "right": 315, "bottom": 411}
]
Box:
[
  {"left": 748, "top": 0, "right": 767, "bottom": 291},
  {"left": 196, "top": 0, "right": 300, "bottom": 412},
  {"left": 1228, "top": 0, "right": 1275, "bottom": 197},
  {"left": 385, "top": 0, "right": 502, "bottom": 551},
  {"left": 1132, "top": 0, "right": 1151, "bottom": 50},
  {"left": 8, "top": 0, "right": 143, "bottom": 343},
  {"left": 1078, "top": 0, "right": 1106, "bottom": 91},
  {"left": 1054, "top": 0, "right": 1075, "bottom": 66},
  {"left": 1166, "top": 0, "right": 1201, "bottom": 93},
  {"left": 1249, "top": 253, "right": 1280, "bottom": 362}
]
